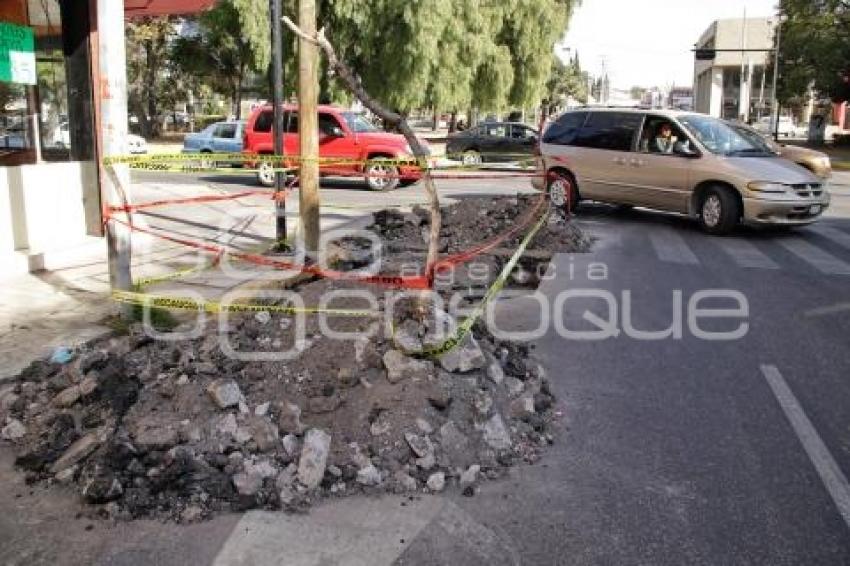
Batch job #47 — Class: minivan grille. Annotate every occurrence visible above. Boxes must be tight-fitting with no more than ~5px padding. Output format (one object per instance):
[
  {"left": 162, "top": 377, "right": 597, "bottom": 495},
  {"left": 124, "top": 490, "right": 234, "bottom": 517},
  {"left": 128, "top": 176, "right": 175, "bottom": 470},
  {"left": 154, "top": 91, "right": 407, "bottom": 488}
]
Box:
[{"left": 791, "top": 183, "right": 823, "bottom": 198}]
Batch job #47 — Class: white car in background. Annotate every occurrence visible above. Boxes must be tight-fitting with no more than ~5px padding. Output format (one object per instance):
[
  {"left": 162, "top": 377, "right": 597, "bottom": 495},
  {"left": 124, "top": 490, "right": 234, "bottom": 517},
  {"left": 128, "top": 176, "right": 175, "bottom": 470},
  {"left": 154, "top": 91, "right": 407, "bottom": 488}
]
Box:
[
  {"left": 754, "top": 116, "right": 797, "bottom": 137},
  {"left": 127, "top": 134, "right": 148, "bottom": 154}
]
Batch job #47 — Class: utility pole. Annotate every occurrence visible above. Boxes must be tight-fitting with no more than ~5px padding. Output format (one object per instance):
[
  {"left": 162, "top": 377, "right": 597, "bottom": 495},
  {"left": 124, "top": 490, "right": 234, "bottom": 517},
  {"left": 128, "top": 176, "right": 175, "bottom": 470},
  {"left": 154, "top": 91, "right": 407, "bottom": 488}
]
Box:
[
  {"left": 98, "top": 0, "right": 132, "bottom": 316},
  {"left": 270, "top": 0, "right": 286, "bottom": 245},
  {"left": 298, "top": 0, "right": 320, "bottom": 257}
]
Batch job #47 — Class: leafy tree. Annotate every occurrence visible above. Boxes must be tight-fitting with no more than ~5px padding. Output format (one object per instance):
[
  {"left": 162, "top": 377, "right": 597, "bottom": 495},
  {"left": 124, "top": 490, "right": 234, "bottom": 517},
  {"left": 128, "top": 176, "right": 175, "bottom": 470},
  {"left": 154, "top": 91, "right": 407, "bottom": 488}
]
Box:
[
  {"left": 126, "top": 18, "right": 175, "bottom": 138},
  {"left": 173, "top": 0, "right": 279, "bottom": 119},
  {"left": 777, "top": 0, "right": 850, "bottom": 103},
  {"left": 544, "top": 56, "right": 588, "bottom": 116}
]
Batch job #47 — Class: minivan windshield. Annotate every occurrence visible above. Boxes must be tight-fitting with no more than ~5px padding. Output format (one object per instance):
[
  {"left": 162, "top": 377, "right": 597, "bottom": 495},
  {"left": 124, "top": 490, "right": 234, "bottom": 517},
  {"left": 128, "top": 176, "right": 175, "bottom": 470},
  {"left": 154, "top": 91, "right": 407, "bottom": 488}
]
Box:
[
  {"left": 726, "top": 121, "right": 780, "bottom": 154},
  {"left": 342, "top": 112, "right": 378, "bottom": 133},
  {"left": 678, "top": 114, "right": 774, "bottom": 157}
]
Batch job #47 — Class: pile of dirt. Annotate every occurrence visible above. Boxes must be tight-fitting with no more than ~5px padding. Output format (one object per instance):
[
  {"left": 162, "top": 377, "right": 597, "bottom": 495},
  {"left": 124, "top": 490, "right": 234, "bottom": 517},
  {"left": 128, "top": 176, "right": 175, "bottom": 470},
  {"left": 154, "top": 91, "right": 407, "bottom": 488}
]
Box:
[{"left": 0, "top": 194, "right": 589, "bottom": 523}]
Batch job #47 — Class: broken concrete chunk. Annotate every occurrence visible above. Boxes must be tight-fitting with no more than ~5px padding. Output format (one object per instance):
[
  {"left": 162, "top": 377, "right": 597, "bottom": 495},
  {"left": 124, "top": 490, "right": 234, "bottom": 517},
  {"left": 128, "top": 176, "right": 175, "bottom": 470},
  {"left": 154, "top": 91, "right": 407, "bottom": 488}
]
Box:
[
  {"left": 383, "top": 350, "right": 433, "bottom": 383},
  {"left": 206, "top": 379, "right": 243, "bottom": 409},
  {"left": 52, "top": 385, "right": 81, "bottom": 408},
  {"left": 276, "top": 401, "right": 304, "bottom": 435},
  {"left": 82, "top": 473, "right": 123, "bottom": 503},
  {"left": 281, "top": 434, "right": 299, "bottom": 458},
  {"left": 392, "top": 319, "right": 423, "bottom": 353},
  {"left": 254, "top": 311, "right": 271, "bottom": 325},
  {"left": 50, "top": 431, "right": 103, "bottom": 474},
  {"left": 426, "top": 471, "right": 445, "bottom": 492},
  {"left": 79, "top": 376, "right": 98, "bottom": 397},
  {"left": 393, "top": 470, "right": 418, "bottom": 492},
  {"left": 297, "top": 429, "right": 331, "bottom": 490},
  {"left": 1, "top": 418, "right": 26, "bottom": 441},
  {"left": 254, "top": 402, "right": 270, "bottom": 416},
  {"left": 504, "top": 376, "right": 525, "bottom": 398},
  {"left": 404, "top": 432, "right": 434, "bottom": 459},
  {"left": 249, "top": 417, "right": 280, "bottom": 452},
  {"left": 356, "top": 464, "right": 382, "bottom": 486},
  {"left": 510, "top": 394, "right": 536, "bottom": 419},
  {"left": 472, "top": 391, "right": 493, "bottom": 418},
  {"left": 486, "top": 359, "right": 505, "bottom": 384},
  {"left": 460, "top": 464, "right": 481, "bottom": 489},
  {"left": 308, "top": 395, "right": 342, "bottom": 414},
  {"left": 481, "top": 414, "right": 512, "bottom": 451},
  {"left": 232, "top": 471, "right": 263, "bottom": 496},
  {"left": 438, "top": 334, "right": 486, "bottom": 373},
  {"left": 132, "top": 418, "right": 178, "bottom": 451}
]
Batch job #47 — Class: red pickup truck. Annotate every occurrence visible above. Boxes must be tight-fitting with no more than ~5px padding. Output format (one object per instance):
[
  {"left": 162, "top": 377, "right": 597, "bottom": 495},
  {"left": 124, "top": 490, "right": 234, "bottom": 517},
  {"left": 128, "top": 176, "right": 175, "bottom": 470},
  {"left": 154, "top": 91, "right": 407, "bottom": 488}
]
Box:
[{"left": 243, "top": 104, "right": 428, "bottom": 191}]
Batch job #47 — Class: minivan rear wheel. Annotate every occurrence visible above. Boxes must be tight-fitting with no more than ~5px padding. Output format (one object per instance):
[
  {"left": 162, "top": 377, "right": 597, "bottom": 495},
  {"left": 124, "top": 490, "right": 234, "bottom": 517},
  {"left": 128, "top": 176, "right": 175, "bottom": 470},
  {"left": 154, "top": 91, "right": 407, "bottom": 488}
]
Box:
[
  {"left": 699, "top": 186, "right": 740, "bottom": 235},
  {"left": 547, "top": 171, "right": 579, "bottom": 214}
]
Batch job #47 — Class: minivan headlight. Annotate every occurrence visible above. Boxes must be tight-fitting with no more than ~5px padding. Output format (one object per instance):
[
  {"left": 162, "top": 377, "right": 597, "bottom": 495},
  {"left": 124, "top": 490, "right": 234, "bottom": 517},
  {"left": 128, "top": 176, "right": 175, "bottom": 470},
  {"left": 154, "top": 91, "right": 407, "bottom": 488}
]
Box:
[{"left": 747, "top": 181, "right": 788, "bottom": 194}]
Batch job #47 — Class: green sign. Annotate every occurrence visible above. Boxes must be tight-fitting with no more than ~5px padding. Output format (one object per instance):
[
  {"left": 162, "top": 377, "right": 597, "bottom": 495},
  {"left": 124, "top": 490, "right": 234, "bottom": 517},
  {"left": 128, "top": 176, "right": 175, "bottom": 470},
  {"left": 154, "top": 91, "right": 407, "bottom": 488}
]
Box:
[{"left": 0, "top": 22, "right": 36, "bottom": 85}]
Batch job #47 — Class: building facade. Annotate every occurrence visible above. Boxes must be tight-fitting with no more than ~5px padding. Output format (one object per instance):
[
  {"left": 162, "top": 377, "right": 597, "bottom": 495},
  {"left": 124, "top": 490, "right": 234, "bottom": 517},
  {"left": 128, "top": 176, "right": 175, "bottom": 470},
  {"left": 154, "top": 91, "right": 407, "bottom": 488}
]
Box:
[
  {"left": 693, "top": 17, "right": 776, "bottom": 122},
  {"left": 0, "top": 0, "right": 212, "bottom": 277}
]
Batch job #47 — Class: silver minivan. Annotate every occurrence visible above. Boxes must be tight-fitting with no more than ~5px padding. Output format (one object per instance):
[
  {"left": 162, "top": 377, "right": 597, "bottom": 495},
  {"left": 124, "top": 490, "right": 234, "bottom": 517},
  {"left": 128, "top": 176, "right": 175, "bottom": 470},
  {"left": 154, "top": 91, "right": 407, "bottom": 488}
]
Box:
[{"left": 533, "top": 108, "right": 830, "bottom": 234}]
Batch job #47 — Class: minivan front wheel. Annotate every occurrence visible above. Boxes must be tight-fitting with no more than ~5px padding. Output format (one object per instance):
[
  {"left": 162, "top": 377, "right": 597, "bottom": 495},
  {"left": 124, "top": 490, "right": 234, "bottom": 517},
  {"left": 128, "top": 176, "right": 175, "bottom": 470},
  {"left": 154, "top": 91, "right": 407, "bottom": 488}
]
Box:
[
  {"left": 699, "top": 186, "right": 740, "bottom": 235},
  {"left": 547, "top": 171, "right": 578, "bottom": 214}
]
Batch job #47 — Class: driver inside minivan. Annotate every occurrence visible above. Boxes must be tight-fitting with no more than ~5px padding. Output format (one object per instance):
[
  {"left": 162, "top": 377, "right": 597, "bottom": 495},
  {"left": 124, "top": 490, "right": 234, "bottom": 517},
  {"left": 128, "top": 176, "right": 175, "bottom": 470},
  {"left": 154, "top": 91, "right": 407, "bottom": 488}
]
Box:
[{"left": 651, "top": 123, "right": 678, "bottom": 153}]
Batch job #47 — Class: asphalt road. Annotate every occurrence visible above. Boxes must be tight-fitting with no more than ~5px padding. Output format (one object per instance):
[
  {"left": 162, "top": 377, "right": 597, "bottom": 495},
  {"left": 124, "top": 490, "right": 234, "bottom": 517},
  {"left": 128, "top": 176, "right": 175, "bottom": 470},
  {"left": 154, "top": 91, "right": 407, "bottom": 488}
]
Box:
[
  {"left": 3, "top": 169, "right": 850, "bottom": 564},
  {"left": 399, "top": 202, "right": 850, "bottom": 564}
]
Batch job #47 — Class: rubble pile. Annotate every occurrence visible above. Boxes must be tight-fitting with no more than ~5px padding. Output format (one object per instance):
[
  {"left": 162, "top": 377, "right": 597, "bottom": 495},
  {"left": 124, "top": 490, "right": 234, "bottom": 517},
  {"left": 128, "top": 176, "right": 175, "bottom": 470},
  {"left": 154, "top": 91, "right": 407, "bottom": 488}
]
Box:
[{"left": 0, "top": 194, "right": 589, "bottom": 522}]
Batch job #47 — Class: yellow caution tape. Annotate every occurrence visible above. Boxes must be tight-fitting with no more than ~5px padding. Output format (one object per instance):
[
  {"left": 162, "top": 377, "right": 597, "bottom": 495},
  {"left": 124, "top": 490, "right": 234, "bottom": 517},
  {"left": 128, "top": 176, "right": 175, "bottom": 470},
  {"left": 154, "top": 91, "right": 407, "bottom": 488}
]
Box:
[
  {"left": 412, "top": 205, "right": 551, "bottom": 358},
  {"left": 113, "top": 290, "right": 380, "bottom": 318}
]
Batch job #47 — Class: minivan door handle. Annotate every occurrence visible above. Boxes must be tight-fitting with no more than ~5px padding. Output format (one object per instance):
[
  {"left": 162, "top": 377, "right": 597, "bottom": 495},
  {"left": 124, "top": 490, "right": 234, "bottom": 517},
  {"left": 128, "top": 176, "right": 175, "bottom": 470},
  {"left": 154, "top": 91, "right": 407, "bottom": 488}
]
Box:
[
  {"left": 613, "top": 157, "right": 627, "bottom": 165},
  {"left": 629, "top": 158, "right": 646, "bottom": 167}
]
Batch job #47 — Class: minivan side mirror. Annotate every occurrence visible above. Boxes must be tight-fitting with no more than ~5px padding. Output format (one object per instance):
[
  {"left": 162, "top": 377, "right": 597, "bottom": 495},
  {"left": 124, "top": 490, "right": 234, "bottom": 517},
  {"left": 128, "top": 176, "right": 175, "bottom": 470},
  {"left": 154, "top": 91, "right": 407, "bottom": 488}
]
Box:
[{"left": 673, "top": 141, "right": 699, "bottom": 158}]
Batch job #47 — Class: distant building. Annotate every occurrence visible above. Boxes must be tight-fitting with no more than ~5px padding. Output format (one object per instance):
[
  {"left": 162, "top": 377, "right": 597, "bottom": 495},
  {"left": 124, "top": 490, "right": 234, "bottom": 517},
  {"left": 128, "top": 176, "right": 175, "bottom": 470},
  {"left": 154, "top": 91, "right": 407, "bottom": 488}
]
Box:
[
  {"left": 668, "top": 86, "right": 694, "bottom": 111},
  {"left": 693, "top": 17, "right": 775, "bottom": 122}
]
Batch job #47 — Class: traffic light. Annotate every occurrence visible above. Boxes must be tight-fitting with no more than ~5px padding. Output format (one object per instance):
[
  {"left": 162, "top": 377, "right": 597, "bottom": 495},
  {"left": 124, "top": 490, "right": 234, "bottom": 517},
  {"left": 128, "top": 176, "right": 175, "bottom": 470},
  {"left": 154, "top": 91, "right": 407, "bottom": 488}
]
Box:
[{"left": 695, "top": 49, "right": 716, "bottom": 61}]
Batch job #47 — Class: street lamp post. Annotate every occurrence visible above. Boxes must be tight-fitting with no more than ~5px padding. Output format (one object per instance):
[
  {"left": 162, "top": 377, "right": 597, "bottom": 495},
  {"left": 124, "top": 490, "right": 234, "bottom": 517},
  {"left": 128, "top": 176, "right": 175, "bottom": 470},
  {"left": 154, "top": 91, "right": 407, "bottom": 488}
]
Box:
[
  {"left": 770, "top": 14, "right": 786, "bottom": 142},
  {"left": 270, "top": 0, "right": 286, "bottom": 246}
]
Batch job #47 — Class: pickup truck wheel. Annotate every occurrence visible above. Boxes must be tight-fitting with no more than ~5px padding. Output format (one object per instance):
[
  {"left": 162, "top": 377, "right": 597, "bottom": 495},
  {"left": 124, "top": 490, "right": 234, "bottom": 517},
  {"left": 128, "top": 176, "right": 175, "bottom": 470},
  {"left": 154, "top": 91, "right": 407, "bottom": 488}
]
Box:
[
  {"left": 462, "top": 150, "right": 482, "bottom": 166},
  {"left": 257, "top": 160, "right": 276, "bottom": 187},
  {"left": 365, "top": 157, "right": 400, "bottom": 191}
]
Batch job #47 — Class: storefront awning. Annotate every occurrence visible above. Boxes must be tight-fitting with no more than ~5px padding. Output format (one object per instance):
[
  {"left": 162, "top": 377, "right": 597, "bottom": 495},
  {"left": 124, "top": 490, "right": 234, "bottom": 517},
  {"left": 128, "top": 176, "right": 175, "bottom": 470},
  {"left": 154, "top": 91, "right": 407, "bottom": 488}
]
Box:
[{"left": 124, "top": 0, "right": 217, "bottom": 17}]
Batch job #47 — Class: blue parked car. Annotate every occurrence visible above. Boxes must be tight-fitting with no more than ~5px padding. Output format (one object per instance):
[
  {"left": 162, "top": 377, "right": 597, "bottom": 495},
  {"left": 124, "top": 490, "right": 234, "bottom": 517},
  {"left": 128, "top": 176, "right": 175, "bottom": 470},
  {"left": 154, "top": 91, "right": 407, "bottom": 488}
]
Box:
[{"left": 182, "top": 120, "right": 245, "bottom": 166}]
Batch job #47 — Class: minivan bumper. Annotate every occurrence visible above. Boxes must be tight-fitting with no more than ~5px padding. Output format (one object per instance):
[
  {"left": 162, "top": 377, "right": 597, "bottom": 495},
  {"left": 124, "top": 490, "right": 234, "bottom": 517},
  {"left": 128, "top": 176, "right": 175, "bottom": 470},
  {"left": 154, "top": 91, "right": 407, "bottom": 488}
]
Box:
[{"left": 742, "top": 193, "right": 831, "bottom": 225}]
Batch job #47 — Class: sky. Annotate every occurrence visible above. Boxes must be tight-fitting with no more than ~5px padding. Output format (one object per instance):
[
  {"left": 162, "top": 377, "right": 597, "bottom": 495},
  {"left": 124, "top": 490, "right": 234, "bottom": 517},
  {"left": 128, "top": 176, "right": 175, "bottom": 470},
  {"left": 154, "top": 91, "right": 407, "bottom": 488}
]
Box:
[{"left": 560, "top": 0, "right": 780, "bottom": 91}]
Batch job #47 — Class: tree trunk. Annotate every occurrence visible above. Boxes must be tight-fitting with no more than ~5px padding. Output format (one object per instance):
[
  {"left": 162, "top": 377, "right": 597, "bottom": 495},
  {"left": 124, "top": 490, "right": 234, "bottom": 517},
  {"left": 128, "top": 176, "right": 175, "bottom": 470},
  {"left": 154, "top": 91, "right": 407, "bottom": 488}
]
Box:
[
  {"left": 281, "top": 19, "right": 442, "bottom": 290},
  {"left": 144, "top": 40, "right": 159, "bottom": 138},
  {"left": 298, "top": 0, "right": 321, "bottom": 257},
  {"left": 432, "top": 107, "right": 439, "bottom": 131},
  {"left": 449, "top": 110, "right": 457, "bottom": 133}
]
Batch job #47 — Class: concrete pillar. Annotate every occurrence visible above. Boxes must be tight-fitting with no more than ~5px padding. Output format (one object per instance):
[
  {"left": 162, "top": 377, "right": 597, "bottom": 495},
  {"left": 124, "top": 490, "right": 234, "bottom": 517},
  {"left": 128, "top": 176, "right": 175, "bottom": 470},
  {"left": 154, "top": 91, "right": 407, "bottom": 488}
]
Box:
[
  {"left": 709, "top": 69, "right": 723, "bottom": 118},
  {"left": 96, "top": 0, "right": 133, "bottom": 294}
]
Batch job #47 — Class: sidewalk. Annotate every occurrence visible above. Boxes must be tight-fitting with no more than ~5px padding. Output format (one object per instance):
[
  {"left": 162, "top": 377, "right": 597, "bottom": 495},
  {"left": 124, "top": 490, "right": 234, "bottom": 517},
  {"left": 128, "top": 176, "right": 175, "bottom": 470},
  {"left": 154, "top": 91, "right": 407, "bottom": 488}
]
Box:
[{"left": 0, "top": 177, "right": 375, "bottom": 381}]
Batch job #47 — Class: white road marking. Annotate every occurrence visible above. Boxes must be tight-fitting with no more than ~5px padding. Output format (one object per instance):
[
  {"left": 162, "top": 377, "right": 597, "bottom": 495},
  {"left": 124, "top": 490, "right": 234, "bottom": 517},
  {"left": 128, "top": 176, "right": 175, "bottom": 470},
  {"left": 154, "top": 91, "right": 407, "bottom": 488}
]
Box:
[
  {"left": 648, "top": 229, "right": 699, "bottom": 265},
  {"left": 760, "top": 365, "right": 850, "bottom": 531},
  {"left": 812, "top": 226, "right": 850, "bottom": 250},
  {"left": 714, "top": 238, "right": 779, "bottom": 269},
  {"left": 804, "top": 302, "right": 850, "bottom": 318},
  {"left": 778, "top": 238, "right": 850, "bottom": 275}
]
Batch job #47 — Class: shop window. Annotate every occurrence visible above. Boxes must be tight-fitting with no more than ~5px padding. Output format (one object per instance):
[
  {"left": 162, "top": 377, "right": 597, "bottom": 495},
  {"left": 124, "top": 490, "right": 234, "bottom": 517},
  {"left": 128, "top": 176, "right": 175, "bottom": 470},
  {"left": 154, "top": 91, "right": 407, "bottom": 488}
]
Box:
[{"left": 1, "top": 0, "right": 93, "bottom": 166}]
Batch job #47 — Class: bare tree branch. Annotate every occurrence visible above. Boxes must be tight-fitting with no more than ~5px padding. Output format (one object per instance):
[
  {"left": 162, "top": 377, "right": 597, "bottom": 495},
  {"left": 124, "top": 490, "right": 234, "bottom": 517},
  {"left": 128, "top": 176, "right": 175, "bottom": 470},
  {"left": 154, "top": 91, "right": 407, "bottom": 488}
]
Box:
[{"left": 282, "top": 16, "right": 442, "bottom": 282}]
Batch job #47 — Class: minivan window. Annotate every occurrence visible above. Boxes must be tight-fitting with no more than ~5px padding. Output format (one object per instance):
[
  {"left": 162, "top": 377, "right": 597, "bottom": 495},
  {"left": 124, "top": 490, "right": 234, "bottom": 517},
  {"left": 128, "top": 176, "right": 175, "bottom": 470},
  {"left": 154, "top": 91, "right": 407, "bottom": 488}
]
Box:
[
  {"left": 543, "top": 112, "right": 587, "bottom": 145},
  {"left": 679, "top": 114, "right": 772, "bottom": 157},
  {"left": 574, "top": 112, "right": 642, "bottom": 151}
]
